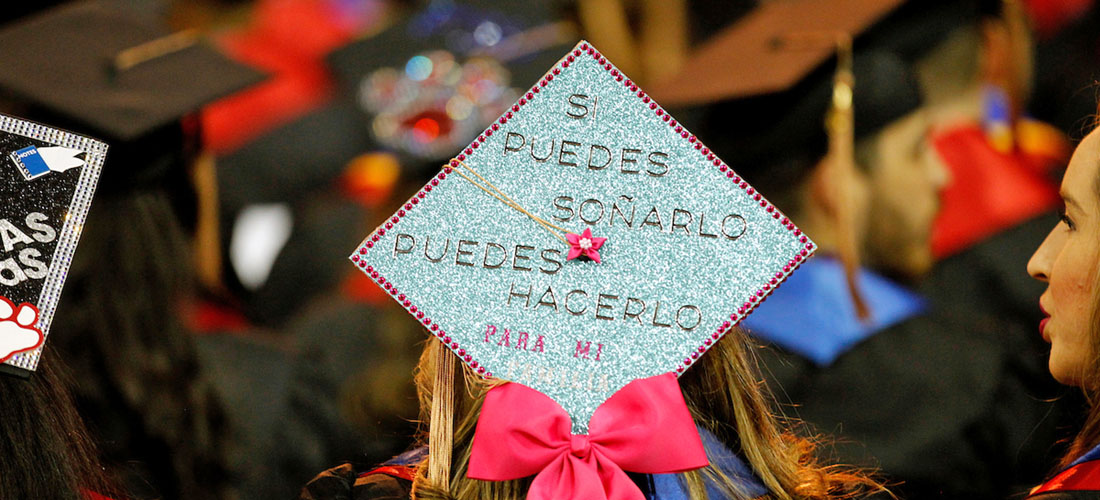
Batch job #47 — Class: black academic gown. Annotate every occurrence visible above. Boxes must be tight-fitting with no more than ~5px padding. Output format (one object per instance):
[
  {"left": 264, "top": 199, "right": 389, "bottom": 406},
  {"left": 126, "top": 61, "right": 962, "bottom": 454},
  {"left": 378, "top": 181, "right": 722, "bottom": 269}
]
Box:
[
  {"left": 921, "top": 212, "right": 1085, "bottom": 487},
  {"left": 748, "top": 255, "right": 1066, "bottom": 499},
  {"left": 196, "top": 295, "right": 422, "bottom": 500},
  {"left": 760, "top": 312, "right": 1031, "bottom": 498}
]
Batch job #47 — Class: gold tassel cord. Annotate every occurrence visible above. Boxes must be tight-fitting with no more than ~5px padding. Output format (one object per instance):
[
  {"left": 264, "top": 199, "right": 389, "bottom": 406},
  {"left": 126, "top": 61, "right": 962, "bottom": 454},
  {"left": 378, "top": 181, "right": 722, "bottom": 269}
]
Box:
[
  {"left": 448, "top": 161, "right": 570, "bottom": 246},
  {"left": 826, "top": 35, "right": 870, "bottom": 320},
  {"left": 771, "top": 30, "right": 869, "bottom": 320},
  {"left": 113, "top": 29, "right": 200, "bottom": 73}
]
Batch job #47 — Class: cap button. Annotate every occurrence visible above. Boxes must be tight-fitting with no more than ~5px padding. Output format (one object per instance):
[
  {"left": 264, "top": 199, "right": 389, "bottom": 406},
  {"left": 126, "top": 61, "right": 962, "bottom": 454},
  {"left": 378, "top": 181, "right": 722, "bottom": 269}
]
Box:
[{"left": 570, "top": 434, "right": 592, "bottom": 459}]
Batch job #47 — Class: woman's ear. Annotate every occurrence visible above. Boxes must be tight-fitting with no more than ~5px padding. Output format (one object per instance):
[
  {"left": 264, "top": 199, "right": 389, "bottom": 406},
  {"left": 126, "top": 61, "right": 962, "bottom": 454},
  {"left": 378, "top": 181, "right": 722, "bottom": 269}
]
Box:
[
  {"left": 808, "top": 153, "right": 867, "bottom": 218},
  {"left": 805, "top": 150, "right": 873, "bottom": 318},
  {"left": 804, "top": 154, "right": 871, "bottom": 247},
  {"left": 801, "top": 156, "right": 851, "bottom": 252},
  {"left": 980, "top": 5, "right": 1034, "bottom": 118}
]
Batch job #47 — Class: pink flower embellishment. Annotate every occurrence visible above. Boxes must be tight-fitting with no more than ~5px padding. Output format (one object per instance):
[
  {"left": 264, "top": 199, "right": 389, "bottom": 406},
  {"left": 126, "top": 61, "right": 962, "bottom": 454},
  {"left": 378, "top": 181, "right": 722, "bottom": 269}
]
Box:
[{"left": 565, "top": 228, "right": 607, "bottom": 263}]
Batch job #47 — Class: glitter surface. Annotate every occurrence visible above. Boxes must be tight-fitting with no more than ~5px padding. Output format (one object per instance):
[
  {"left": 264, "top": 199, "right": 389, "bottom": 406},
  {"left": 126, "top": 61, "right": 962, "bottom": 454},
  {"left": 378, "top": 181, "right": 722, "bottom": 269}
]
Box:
[
  {"left": 0, "top": 114, "right": 107, "bottom": 373},
  {"left": 352, "top": 41, "right": 815, "bottom": 433}
]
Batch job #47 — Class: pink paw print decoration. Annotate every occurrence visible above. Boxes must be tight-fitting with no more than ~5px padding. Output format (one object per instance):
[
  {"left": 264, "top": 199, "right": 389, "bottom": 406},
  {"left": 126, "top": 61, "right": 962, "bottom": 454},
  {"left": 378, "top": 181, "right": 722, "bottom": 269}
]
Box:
[{"left": 0, "top": 296, "right": 43, "bottom": 363}]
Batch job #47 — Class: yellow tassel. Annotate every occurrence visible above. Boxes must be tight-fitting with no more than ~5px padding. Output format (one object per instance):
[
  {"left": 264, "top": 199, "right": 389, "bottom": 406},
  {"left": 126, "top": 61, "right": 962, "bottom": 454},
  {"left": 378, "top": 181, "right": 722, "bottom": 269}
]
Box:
[{"left": 826, "top": 36, "right": 869, "bottom": 320}]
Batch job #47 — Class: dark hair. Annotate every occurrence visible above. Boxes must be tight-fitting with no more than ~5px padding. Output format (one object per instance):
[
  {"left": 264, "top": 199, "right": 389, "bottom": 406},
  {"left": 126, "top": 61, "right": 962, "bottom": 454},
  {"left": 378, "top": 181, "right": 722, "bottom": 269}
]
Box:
[
  {"left": 50, "top": 176, "right": 231, "bottom": 499},
  {"left": 0, "top": 352, "right": 119, "bottom": 499}
]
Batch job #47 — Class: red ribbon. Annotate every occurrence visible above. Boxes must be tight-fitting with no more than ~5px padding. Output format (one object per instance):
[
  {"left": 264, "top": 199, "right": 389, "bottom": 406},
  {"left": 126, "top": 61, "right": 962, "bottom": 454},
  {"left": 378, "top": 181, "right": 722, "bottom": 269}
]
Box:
[{"left": 468, "top": 373, "right": 709, "bottom": 500}]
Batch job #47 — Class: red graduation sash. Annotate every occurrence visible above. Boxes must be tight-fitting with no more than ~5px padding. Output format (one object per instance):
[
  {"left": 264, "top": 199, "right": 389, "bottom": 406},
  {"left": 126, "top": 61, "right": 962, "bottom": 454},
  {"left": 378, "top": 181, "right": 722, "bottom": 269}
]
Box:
[{"left": 1031, "top": 460, "right": 1100, "bottom": 495}]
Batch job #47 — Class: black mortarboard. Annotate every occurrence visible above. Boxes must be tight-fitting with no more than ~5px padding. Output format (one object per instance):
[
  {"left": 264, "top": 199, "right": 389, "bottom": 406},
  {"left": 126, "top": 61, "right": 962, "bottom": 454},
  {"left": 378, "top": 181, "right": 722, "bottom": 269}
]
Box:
[
  {"left": 326, "top": 0, "right": 573, "bottom": 169},
  {"left": 0, "top": 0, "right": 265, "bottom": 202},
  {"left": 859, "top": 0, "right": 985, "bottom": 65},
  {"left": 654, "top": 0, "right": 906, "bottom": 106},
  {"left": 698, "top": 50, "right": 922, "bottom": 196},
  {"left": 329, "top": 0, "right": 567, "bottom": 88},
  {"left": 0, "top": 0, "right": 265, "bottom": 144},
  {"left": 217, "top": 102, "right": 375, "bottom": 211},
  {"left": 652, "top": 0, "right": 924, "bottom": 318},
  {"left": 651, "top": 0, "right": 921, "bottom": 195}
]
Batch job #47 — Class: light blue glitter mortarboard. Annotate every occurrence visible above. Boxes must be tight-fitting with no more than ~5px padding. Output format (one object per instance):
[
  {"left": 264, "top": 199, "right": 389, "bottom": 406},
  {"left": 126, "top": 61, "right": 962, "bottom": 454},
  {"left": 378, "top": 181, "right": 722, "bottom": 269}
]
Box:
[{"left": 351, "top": 41, "right": 815, "bottom": 433}]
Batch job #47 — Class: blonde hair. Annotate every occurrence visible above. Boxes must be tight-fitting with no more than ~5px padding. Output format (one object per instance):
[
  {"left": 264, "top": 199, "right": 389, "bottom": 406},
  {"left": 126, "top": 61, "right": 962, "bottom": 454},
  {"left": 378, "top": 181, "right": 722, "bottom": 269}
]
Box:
[{"left": 409, "top": 329, "right": 886, "bottom": 499}]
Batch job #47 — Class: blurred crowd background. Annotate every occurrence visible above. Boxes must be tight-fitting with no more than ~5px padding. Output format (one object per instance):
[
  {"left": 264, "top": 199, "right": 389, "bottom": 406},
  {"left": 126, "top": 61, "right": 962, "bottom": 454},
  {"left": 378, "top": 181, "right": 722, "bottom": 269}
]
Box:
[{"left": 3, "top": 0, "right": 1100, "bottom": 498}]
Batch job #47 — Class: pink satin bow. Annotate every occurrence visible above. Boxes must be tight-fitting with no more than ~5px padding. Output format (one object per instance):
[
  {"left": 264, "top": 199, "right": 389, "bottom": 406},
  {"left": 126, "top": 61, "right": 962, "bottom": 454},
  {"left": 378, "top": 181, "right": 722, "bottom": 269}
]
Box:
[{"left": 468, "top": 373, "right": 709, "bottom": 500}]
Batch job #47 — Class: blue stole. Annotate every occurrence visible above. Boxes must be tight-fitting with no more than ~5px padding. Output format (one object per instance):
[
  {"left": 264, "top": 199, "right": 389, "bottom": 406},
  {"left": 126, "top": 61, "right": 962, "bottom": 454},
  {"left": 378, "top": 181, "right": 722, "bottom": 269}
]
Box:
[
  {"left": 741, "top": 256, "right": 926, "bottom": 366},
  {"left": 649, "top": 426, "right": 768, "bottom": 499},
  {"left": 384, "top": 446, "right": 428, "bottom": 466}
]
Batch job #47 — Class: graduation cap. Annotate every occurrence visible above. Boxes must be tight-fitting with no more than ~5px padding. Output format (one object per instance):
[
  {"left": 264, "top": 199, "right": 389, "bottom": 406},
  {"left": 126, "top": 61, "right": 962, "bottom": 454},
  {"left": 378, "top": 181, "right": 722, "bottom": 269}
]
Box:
[
  {"left": 859, "top": 0, "right": 985, "bottom": 65},
  {"left": 650, "top": 0, "right": 923, "bottom": 319},
  {"left": 0, "top": 0, "right": 265, "bottom": 192},
  {"left": 328, "top": 0, "right": 568, "bottom": 87},
  {"left": 348, "top": 40, "right": 815, "bottom": 498},
  {"left": 0, "top": 114, "right": 108, "bottom": 377},
  {"left": 326, "top": 1, "right": 575, "bottom": 169},
  {"left": 653, "top": 0, "right": 904, "bottom": 106},
  {"left": 649, "top": 0, "right": 925, "bottom": 192}
]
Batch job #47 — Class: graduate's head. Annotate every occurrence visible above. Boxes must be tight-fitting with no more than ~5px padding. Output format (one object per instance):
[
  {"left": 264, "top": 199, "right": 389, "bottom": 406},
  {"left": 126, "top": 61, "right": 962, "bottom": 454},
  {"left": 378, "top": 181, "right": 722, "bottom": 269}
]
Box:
[
  {"left": 0, "top": 109, "right": 119, "bottom": 499},
  {"left": 0, "top": 3, "right": 263, "bottom": 497},
  {"left": 1027, "top": 119, "right": 1100, "bottom": 472},
  {"left": 348, "top": 24, "right": 889, "bottom": 499},
  {"left": 1027, "top": 124, "right": 1100, "bottom": 388},
  {"left": 658, "top": 25, "right": 947, "bottom": 281},
  {"left": 855, "top": 100, "right": 950, "bottom": 280}
]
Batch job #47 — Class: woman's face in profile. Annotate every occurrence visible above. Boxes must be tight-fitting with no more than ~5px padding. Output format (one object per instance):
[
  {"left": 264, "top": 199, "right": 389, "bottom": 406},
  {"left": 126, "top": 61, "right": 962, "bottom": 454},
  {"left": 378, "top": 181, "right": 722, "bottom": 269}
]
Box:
[{"left": 1028, "top": 127, "right": 1100, "bottom": 387}]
